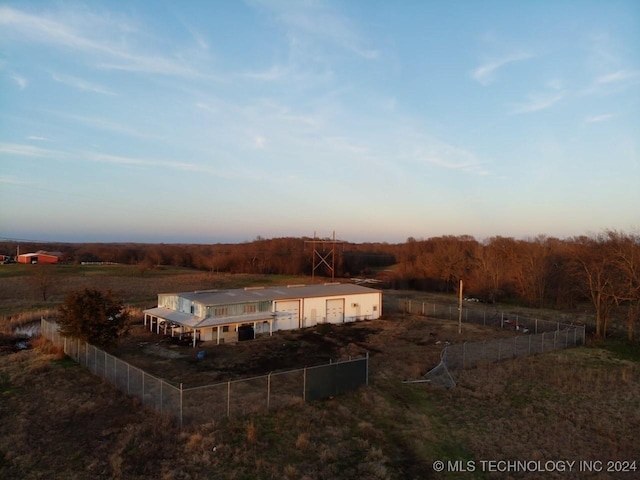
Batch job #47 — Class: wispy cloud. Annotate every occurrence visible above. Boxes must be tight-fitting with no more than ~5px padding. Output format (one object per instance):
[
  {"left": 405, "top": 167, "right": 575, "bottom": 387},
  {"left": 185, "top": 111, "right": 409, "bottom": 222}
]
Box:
[
  {"left": 251, "top": 0, "right": 378, "bottom": 60},
  {"left": 595, "top": 69, "right": 640, "bottom": 85},
  {"left": 9, "top": 72, "right": 27, "bottom": 89},
  {"left": 0, "top": 142, "right": 232, "bottom": 178},
  {"left": 0, "top": 5, "right": 202, "bottom": 77},
  {"left": 585, "top": 113, "right": 615, "bottom": 123},
  {"left": 50, "top": 72, "right": 117, "bottom": 95},
  {"left": 511, "top": 91, "right": 565, "bottom": 114},
  {"left": 26, "top": 135, "right": 49, "bottom": 141},
  {"left": 45, "top": 111, "right": 160, "bottom": 139},
  {"left": 240, "top": 65, "right": 289, "bottom": 81},
  {"left": 472, "top": 52, "right": 532, "bottom": 86},
  {"left": 395, "top": 129, "right": 491, "bottom": 177},
  {"left": 82, "top": 151, "right": 203, "bottom": 172},
  {"left": 0, "top": 174, "right": 30, "bottom": 185},
  {"left": 0, "top": 143, "right": 56, "bottom": 157}
]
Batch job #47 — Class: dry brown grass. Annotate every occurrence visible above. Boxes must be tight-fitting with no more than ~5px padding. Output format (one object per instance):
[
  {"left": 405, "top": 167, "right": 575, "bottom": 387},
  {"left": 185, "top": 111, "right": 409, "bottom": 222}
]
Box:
[{"left": 2, "top": 267, "right": 639, "bottom": 479}]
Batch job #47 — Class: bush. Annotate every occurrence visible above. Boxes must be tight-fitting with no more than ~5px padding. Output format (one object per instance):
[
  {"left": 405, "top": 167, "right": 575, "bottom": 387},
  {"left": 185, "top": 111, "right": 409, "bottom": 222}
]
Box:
[{"left": 57, "top": 288, "right": 130, "bottom": 347}]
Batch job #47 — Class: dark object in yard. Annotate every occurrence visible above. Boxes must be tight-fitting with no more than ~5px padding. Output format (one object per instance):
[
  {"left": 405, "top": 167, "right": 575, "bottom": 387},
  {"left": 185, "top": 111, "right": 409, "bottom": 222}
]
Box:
[{"left": 238, "top": 325, "right": 254, "bottom": 341}]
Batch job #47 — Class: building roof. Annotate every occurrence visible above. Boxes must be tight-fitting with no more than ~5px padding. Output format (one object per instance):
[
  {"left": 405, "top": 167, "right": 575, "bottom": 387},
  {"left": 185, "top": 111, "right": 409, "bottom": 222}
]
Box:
[
  {"left": 144, "top": 307, "right": 203, "bottom": 328},
  {"left": 18, "top": 252, "right": 59, "bottom": 259},
  {"left": 167, "top": 283, "right": 381, "bottom": 306}
]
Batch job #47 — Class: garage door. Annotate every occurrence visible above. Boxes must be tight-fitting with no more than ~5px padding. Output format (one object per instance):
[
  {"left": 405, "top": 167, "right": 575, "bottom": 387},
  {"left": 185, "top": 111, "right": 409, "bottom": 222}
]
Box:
[
  {"left": 326, "top": 298, "right": 344, "bottom": 324},
  {"left": 275, "top": 300, "right": 300, "bottom": 331}
]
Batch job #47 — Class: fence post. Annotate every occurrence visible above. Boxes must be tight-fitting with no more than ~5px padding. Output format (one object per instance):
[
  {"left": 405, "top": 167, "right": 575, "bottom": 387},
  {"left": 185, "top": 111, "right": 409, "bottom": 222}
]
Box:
[
  {"left": 267, "top": 373, "right": 271, "bottom": 410},
  {"left": 554, "top": 330, "right": 558, "bottom": 349},
  {"left": 366, "top": 351, "right": 369, "bottom": 386},
  {"left": 227, "top": 381, "right": 231, "bottom": 418},
  {"left": 501, "top": 312, "right": 504, "bottom": 328},
  {"left": 535, "top": 318, "right": 538, "bottom": 334},
  {"left": 303, "top": 368, "right": 307, "bottom": 401},
  {"left": 422, "top": 302, "right": 425, "bottom": 316},
  {"left": 541, "top": 332, "right": 545, "bottom": 352},
  {"left": 179, "top": 383, "right": 183, "bottom": 429}
]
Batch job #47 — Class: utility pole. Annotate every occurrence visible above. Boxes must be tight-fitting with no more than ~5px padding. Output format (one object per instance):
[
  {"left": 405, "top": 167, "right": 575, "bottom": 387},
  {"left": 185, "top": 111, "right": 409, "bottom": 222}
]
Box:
[{"left": 458, "top": 279, "right": 463, "bottom": 334}]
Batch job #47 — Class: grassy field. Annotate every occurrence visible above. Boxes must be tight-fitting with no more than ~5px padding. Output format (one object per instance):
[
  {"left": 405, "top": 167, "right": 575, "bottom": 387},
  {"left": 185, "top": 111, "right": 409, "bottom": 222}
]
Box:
[
  {"left": 0, "top": 263, "right": 309, "bottom": 329},
  {"left": 1, "top": 334, "right": 638, "bottom": 479},
  {"left": 1, "top": 266, "right": 639, "bottom": 479}
]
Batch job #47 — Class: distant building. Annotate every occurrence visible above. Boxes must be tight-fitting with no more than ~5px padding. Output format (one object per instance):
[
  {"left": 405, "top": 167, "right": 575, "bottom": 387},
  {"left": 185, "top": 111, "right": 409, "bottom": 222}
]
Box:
[
  {"left": 17, "top": 251, "right": 60, "bottom": 264},
  {"left": 0, "top": 254, "right": 12, "bottom": 263},
  {"left": 144, "top": 283, "right": 382, "bottom": 347}
]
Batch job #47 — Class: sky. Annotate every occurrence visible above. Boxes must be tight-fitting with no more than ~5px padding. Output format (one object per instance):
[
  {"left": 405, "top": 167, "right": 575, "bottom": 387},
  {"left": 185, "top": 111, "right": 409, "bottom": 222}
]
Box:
[{"left": 1, "top": 0, "right": 639, "bottom": 244}]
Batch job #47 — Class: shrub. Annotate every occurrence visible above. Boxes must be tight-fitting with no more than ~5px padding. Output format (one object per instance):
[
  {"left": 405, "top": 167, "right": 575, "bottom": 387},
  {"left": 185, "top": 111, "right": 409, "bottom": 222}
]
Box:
[{"left": 57, "top": 288, "right": 130, "bottom": 348}]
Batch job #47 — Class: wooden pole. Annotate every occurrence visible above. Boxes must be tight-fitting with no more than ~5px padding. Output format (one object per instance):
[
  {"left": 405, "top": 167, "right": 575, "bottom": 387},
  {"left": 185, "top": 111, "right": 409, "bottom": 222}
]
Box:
[{"left": 458, "top": 279, "right": 463, "bottom": 334}]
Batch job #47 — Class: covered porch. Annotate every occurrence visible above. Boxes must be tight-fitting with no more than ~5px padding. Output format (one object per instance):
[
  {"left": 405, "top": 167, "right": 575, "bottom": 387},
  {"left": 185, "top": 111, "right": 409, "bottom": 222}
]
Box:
[{"left": 143, "top": 307, "right": 276, "bottom": 347}]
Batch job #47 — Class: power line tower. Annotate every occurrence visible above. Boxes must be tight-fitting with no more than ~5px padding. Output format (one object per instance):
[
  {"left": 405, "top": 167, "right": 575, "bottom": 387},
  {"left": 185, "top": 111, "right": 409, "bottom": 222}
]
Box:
[{"left": 305, "top": 231, "right": 343, "bottom": 282}]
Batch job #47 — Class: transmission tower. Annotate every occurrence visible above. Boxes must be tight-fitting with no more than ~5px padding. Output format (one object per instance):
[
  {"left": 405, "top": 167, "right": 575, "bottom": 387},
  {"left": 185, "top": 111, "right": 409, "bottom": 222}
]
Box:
[{"left": 305, "top": 231, "right": 343, "bottom": 282}]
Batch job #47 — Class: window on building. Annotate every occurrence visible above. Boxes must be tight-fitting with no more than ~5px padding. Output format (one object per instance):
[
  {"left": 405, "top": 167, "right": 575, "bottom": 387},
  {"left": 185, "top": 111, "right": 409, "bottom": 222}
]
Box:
[
  {"left": 373, "top": 306, "right": 378, "bottom": 312},
  {"left": 222, "top": 326, "right": 229, "bottom": 333}
]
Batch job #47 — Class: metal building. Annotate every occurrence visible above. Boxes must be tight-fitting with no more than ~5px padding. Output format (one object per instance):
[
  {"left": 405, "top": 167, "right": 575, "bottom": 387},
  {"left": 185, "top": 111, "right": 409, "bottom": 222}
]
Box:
[{"left": 143, "top": 283, "right": 382, "bottom": 347}]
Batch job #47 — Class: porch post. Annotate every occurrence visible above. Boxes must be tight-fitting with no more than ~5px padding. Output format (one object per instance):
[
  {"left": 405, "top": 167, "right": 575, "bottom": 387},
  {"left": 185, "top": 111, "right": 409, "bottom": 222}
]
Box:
[
  {"left": 217, "top": 326, "right": 221, "bottom": 345},
  {"left": 193, "top": 329, "right": 197, "bottom": 348}
]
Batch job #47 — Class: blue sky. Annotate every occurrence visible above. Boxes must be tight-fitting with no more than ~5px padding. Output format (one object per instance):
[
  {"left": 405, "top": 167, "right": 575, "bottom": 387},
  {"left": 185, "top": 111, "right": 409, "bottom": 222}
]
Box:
[{"left": 1, "top": 0, "right": 639, "bottom": 244}]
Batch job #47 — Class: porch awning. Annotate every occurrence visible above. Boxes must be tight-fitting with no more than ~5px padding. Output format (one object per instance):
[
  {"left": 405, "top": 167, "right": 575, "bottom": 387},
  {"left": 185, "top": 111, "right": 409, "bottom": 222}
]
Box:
[{"left": 143, "top": 307, "right": 202, "bottom": 328}]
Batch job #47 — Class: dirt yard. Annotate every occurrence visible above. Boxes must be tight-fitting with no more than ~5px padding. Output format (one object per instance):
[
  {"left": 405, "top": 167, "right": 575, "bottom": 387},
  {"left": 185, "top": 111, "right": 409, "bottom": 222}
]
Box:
[{"left": 108, "top": 312, "right": 522, "bottom": 387}]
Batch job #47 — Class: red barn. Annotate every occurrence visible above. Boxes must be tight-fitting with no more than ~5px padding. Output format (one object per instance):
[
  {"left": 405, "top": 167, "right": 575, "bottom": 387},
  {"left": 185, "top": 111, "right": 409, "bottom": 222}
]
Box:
[{"left": 17, "top": 251, "right": 60, "bottom": 264}]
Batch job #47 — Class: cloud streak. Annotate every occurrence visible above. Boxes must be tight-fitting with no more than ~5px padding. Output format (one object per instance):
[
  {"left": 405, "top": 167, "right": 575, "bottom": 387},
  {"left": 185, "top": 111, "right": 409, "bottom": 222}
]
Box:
[
  {"left": 251, "top": 0, "right": 378, "bottom": 60},
  {"left": 472, "top": 52, "right": 532, "bottom": 85},
  {"left": 511, "top": 91, "right": 565, "bottom": 114},
  {"left": 0, "top": 5, "right": 202, "bottom": 77},
  {"left": 50, "top": 72, "right": 117, "bottom": 95},
  {"left": 585, "top": 113, "right": 615, "bottom": 123}
]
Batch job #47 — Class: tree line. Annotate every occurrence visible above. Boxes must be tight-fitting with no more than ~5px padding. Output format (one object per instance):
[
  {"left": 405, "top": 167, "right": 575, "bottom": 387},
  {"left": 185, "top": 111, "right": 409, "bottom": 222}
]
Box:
[{"left": 2, "top": 230, "right": 638, "bottom": 339}]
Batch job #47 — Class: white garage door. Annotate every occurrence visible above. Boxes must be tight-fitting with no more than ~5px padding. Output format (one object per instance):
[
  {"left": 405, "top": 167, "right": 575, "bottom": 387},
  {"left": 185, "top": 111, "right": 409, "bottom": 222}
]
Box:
[
  {"left": 326, "top": 298, "right": 344, "bottom": 324},
  {"left": 275, "top": 300, "right": 300, "bottom": 331}
]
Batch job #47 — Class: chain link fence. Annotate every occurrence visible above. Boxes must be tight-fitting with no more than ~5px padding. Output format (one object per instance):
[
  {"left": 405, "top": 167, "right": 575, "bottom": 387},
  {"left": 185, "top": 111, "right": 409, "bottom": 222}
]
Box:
[
  {"left": 418, "top": 324, "right": 586, "bottom": 388},
  {"left": 41, "top": 319, "right": 368, "bottom": 427},
  {"left": 390, "top": 297, "right": 587, "bottom": 388},
  {"left": 393, "top": 297, "right": 587, "bottom": 333}
]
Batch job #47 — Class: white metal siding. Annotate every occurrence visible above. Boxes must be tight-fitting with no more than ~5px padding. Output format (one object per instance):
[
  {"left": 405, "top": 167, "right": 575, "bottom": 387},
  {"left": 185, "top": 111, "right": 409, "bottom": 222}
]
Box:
[
  {"left": 326, "top": 298, "right": 344, "bottom": 324},
  {"left": 274, "top": 300, "right": 300, "bottom": 331}
]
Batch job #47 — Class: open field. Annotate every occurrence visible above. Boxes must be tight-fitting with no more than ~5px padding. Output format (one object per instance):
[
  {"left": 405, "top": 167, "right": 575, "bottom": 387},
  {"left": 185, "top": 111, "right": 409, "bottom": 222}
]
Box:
[
  {"left": 1, "top": 267, "right": 639, "bottom": 479},
  {"left": 0, "top": 263, "right": 310, "bottom": 326},
  {"left": 1, "top": 332, "right": 638, "bottom": 479}
]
